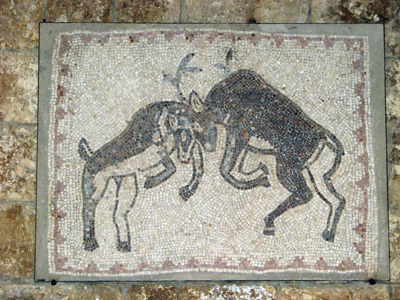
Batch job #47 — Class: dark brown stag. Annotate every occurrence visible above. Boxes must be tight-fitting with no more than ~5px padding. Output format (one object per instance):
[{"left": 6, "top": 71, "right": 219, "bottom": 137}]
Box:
[{"left": 196, "top": 51, "right": 345, "bottom": 242}]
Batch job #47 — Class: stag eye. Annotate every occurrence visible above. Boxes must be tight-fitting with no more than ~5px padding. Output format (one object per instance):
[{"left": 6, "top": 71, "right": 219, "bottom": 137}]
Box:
[{"left": 192, "top": 122, "right": 203, "bottom": 132}]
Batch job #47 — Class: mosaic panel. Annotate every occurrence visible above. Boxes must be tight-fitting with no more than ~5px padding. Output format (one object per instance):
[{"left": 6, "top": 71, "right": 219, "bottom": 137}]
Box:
[{"left": 36, "top": 24, "right": 388, "bottom": 281}]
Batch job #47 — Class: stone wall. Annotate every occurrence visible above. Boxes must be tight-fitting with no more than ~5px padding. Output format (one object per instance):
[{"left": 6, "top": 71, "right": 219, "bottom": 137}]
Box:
[{"left": 0, "top": 0, "right": 397, "bottom": 299}]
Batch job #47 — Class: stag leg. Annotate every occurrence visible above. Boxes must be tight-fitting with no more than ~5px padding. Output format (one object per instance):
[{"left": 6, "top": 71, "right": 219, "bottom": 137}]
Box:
[
  {"left": 301, "top": 138, "right": 345, "bottom": 242},
  {"left": 321, "top": 141, "right": 345, "bottom": 242},
  {"left": 82, "top": 168, "right": 111, "bottom": 251},
  {"left": 144, "top": 155, "right": 176, "bottom": 189},
  {"left": 220, "top": 130, "right": 270, "bottom": 190},
  {"left": 264, "top": 159, "right": 313, "bottom": 235},
  {"left": 179, "top": 142, "right": 204, "bottom": 201},
  {"left": 113, "top": 173, "right": 138, "bottom": 252},
  {"left": 237, "top": 147, "right": 270, "bottom": 188},
  {"left": 305, "top": 166, "right": 333, "bottom": 241}
]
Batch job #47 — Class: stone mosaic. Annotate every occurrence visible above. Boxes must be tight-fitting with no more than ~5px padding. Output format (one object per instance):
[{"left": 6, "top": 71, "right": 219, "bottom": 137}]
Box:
[{"left": 38, "top": 26, "right": 385, "bottom": 280}]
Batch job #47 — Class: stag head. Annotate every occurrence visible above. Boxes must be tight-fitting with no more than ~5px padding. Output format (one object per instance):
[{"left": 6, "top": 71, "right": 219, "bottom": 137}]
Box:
[{"left": 163, "top": 54, "right": 217, "bottom": 153}]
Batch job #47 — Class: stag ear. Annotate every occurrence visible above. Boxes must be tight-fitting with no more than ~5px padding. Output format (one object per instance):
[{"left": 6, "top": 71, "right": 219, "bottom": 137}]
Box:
[
  {"left": 168, "top": 114, "right": 179, "bottom": 131},
  {"left": 189, "top": 90, "right": 203, "bottom": 113}
]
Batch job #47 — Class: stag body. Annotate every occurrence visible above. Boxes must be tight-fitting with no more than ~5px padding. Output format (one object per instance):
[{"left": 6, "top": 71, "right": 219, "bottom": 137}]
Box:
[
  {"left": 202, "top": 69, "right": 346, "bottom": 242},
  {"left": 79, "top": 101, "right": 204, "bottom": 252}
]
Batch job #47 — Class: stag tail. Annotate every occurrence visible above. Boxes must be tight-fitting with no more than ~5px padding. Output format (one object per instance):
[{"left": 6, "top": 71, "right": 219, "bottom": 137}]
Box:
[
  {"left": 78, "top": 138, "right": 93, "bottom": 162},
  {"left": 325, "top": 130, "right": 345, "bottom": 156}
]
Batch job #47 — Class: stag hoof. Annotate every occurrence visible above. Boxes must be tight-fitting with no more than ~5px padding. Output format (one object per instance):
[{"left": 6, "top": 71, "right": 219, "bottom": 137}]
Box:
[
  {"left": 322, "top": 230, "right": 335, "bottom": 242},
  {"left": 84, "top": 237, "right": 99, "bottom": 251},
  {"left": 263, "top": 227, "right": 275, "bottom": 236},
  {"left": 263, "top": 216, "right": 275, "bottom": 235},
  {"left": 258, "top": 163, "right": 269, "bottom": 175},
  {"left": 144, "top": 177, "right": 155, "bottom": 189},
  {"left": 179, "top": 186, "right": 193, "bottom": 201},
  {"left": 261, "top": 176, "right": 271, "bottom": 188},
  {"left": 117, "top": 241, "right": 132, "bottom": 252}
]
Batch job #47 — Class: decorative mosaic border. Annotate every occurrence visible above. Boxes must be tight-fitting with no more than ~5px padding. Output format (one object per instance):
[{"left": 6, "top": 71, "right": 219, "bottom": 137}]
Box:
[{"left": 36, "top": 24, "right": 388, "bottom": 281}]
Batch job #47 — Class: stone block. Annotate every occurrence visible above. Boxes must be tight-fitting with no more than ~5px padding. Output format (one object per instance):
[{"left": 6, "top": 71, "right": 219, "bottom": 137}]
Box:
[
  {"left": 0, "top": 205, "right": 35, "bottom": 278},
  {"left": 0, "top": 50, "right": 38, "bottom": 123},
  {"left": 311, "top": 0, "right": 388, "bottom": 23},
  {"left": 386, "top": 59, "right": 400, "bottom": 178},
  {"left": 385, "top": 59, "right": 400, "bottom": 120},
  {"left": 390, "top": 175, "right": 400, "bottom": 207},
  {"left": 0, "top": 283, "right": 123, "bottom": 299},
  {"left": 179, "top": 284, "right": 276, "bottom": 299},
  {"left": 0, "top": 126, "right": 36, "bottom": 202},
  {"left": 392, "top": 285, "right": 400, "bottom": 300},
  {"left": 390, "top": 208, "right": 400, "bottom": 281},
  {"left": 114, "top": 0, "right": 180, "bottom": 23},
  {"left": 46, "top": 0, "right": 113, "bottom": 22},
  {"left": 254, "top": 0, "right": 308, "bottom": 23},
  {"left": 0, "top": 0, "right": 43, "bottom": 49},
  {"left": 183, "top": 0, "right": 252, "bottom": 23},
  {"left": 128, "top": 285, "right": 178, "bottom": 300},
  {"left": 279, "top": 285, "right": 389, "bottom": 300},
  {"left": 386, "top": 13, "right": 400, "bottom": 58}
]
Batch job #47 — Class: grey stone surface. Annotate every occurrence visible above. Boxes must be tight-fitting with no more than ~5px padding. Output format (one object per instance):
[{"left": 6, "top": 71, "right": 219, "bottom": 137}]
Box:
[{"left": 0, "top": 283, "right": 124, "bottom": 300}]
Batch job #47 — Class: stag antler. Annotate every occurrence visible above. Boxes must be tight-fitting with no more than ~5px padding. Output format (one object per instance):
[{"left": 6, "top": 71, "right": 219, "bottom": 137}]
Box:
[
  {"left": 215, "top": 48, "right": 233, "bottom": 76},
  {"left": 163, "top": 53, "right": 202, "bottom": 104}
]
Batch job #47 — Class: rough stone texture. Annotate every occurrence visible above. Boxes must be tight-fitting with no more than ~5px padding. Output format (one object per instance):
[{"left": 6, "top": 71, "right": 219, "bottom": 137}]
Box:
[
  {"left": 392, "top": 285, "right": 400, "bottom": 300},
  {"left": 385, "top": 1, "right": 400, "bottom": 57},
  {"left": 279, "top": 285, "right": 389, "bottom": 300},
  {"left": 312, "top": 0, "right": 399, "bottom": 57},
  {"left": 311, "top": 0, "right": 389, "bottom": 23},
  {"left": 46, "top": 0, "right": 113, "bottom": 22},
  {"left": 0, "top": 283, "right": 123, "bottom": 299},
  {"left": 253, "top": 0, "right": 308, "bottom": 23},
  {"left": 386, "top": 19, "right": 400, "bottom": 58},
  {"left": 183, "top": 0, "right": 252, "bottom": 23},
  {"left": 387, "top": 59, "right": 400, "bottom": 185},
  {"left": 0, "top": 205, "right": 35, "bottom": 278},
  {"left": 114, "top": 0, "right": 180, "bottom": 23},
  {"left": 127, "top": 285, "right": 178, "bottom": 300},
  {"left": 0, "top": 125, "right": 36, "bottom": 202},
  {"left": 0, "top": 50, "right": 38, "bottom": 123},
  {"left": 390, "top": 175, "right": 400, "bottom": 208},
  {"left": 390, "top": 208, "right": 400, "bottom": 281},
  {"left": 179, "top": 284, "right": 276, "bottom": 299},
  {"left": 0, "top": 0, "right": 43, "bottom": 49}
]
